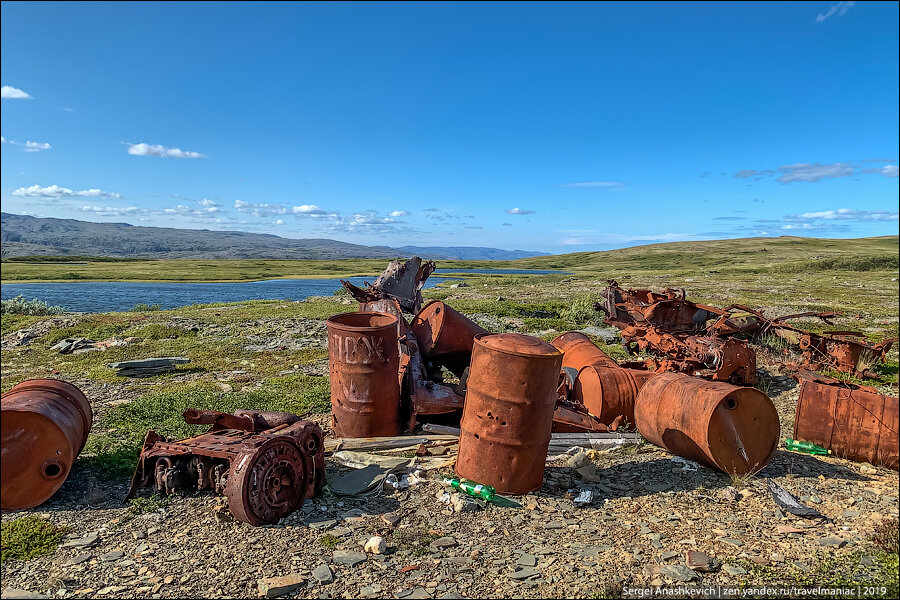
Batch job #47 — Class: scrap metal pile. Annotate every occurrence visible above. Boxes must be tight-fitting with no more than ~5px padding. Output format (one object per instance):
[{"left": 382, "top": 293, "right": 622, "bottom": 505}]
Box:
[{"left": 3, "top": 259, "right": 896, "bottom": 526}]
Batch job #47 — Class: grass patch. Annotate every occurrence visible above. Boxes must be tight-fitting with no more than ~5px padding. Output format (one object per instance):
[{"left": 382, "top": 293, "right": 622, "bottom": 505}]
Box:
[
  {"left": 391, "top": 528, "right": 443, "bottom": 557},
  {"left": 128, "top": 494, "right": 171, "bottom": 515},
  {"left": 317, "top": 534, "right": 340, "bottom": 549},
  {"left": 1, "top": 294, "right": 66, "bottom": 316},
  {"left": 1, "top": 516, "right": 67, "bottom": 563},
  {"left": 81, "top": 375, "right": 331, "bottom": 476},
  {"left": 127, "top": 323, "right": 196, "bottom": 340}
]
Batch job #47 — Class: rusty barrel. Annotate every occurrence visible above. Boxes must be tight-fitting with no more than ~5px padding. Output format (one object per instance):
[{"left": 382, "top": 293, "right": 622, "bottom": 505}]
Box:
[
  {"left": 456, "top": 333, "right": 563, "bottom": 495},
  {"left": 1, "top": 379, "right": 92, "bottom": 510},
  {"left": 634, "top": 373, "right": 779, "bottom": 475},
  {"left": 411, "top": 301, "right": 487, "bottom": 374},
  {"left": 795, "top": 381, "right": 899, "bottom": 469},
  {"left": 327, "top": 312, "right": 401, "bottom": 438},
  {"left": 551, "top": 331, "right": 619, "bottom": 370},
  {"left": 575, "top": 365, "right": 656, "bottom": 426}
]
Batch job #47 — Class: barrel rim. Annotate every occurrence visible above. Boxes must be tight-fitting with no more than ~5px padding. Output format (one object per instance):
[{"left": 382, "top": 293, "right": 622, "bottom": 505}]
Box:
[
  {"left": 474, "top": 332, "right": 563, "bottom": 359},
  {"left": 326, "top": 311, "right": 399, "bottom": 332}
]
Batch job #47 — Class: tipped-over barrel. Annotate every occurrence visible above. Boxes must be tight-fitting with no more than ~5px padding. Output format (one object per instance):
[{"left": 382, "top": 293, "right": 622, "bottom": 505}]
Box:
[
  {"left": 634, "top": 373, "right": 779, "bottom": 474},
  {"left": 795, "top": 381, "right": 898, "bottom": 470},
  {"left": 1, "top": 379, "right": 93, "bottom": 510},
  {"left": 551, "top": 331, "right": 619, "bottom": 370},
  {"left": 456, "top": 333, "right": 562, "bottom": 494},
  {"left": 411, "top": 301, "right": 487, "bottom": 375},
  {"left": 575, "top": 365, "right": 656, "bottom": 426}
]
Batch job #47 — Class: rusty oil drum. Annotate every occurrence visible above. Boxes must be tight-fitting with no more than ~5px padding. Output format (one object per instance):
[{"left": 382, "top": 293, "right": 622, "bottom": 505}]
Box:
[
  {"left": 456, "top": 333, "right": 563, "bottom": 494},
  {"left": 794, "top": 381, "right": 899, "bottom": 469},
  {"left": 551, "top": 331, "right": 619, "bottom": 370},
  {"left": 327, "top": 312, "right": 401, "bottom": 438},
  {"left": 411, "top": 301, "right": 487, "bottom": 375},
  {"left": 1, "top": 379, "right": 93, "bottom": 510},
  {"left": 634, "top": 373, "right": 779, "bottom": 474},
  {"left": 575, "top": 365, "right": 656, "bottom": 427}
]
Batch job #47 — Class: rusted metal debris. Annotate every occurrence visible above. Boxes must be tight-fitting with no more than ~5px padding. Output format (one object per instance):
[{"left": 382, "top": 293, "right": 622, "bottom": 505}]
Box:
[
  {"left": 595, "top": 280, "right": 896, "bottom": 381},
  {"left": 327, "top": 311, "right": 403, "bottom": 438},
  {"left": 412, "top": 300, "right": 488, "bottom": 377},
  {"left": 456, "top": 333, "right": 563, "bottom": 495},
  {"left": 794, "top": 379, "right": 899, "bottom": 470},
  {"left": 1, "top": 379, "right": 93, "bottom": 511},
  {"left": 127, "top": 409, "right": 324, "bottom": 525},
  {"left": 634, "top": 372, "right": 780, "bottom": 475},
  {"left": 342, "top": 256, "right": 436, "bottom": 314}
]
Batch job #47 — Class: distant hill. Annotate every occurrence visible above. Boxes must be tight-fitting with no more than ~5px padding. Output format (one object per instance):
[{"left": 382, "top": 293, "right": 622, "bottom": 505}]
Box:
[{"left": 0, "top": 213, "right": 546, "bottom": 260}]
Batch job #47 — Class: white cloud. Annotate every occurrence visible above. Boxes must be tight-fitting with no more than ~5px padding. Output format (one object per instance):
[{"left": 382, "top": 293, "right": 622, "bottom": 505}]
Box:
[
  {"left": 291, "top": 204, "right": 330, "bottom": 217},
  {"left": 816, "top": 1, "right": 855, "bottom": 22},
  {"left": 162, "top": 204, "right": 222, "bottom": 217},
  {"left": 505, "top": 207, "right": 535, "bottom": 215},
  {"left": 1, "top": 85, "right": 32, "bottom": 100},
  {"left": 560, "top": 181, "right": 625, "bottom": 189},
  {"left": 777, "top": 162, "right": 854, "bottom": 183},
  {"left": 127, "top": 142, "right": 206, "bottom": 159},
  {"left": 274, "top": 219, "right": 285, "bottom": 225},
  {"left": 234, "top": 199, "right": 287, "bottom": 217},
  {"left": 880, "top": 165, "right": 899, "bottom": 178},
  {"left": 77, "top": 205, "right": 143, "bottom": 217},
  {"left": 1, "top": 136, "right": 7, "bottom": 144},
  {"left": 198, "top": 198, "right": 218, "bottom": 207},
  {"left": 389, "top": 210, "right": 409, "bottom": 217},
  {"left": 789, "top": 208, "right": 899, "bottom": 222},
  {"left": 13, "top": 184, "right": 121, "bottom": 199},
  {"left": 23, "top": 141, "right": 51, "bottom": 152}
]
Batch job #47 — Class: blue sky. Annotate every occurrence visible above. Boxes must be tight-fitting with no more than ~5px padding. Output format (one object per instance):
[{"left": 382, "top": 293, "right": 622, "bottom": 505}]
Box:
[{"left": 1, "top": 1, "right": 897, "bottom": 254}]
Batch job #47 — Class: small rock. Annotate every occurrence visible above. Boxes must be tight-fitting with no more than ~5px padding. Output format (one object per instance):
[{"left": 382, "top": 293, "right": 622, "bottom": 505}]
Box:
[
  {"left": 717, "top": 537, "right": 744, "bottom": 548},
  {"left": 61, "top": 534, "right": 99, "bottom": 549},
  {"left": 566, "top": 452, "right": 590, "bottom": 469},
  {"left": 100, "top": 549, "right": 124, "bottom": 562},
  {"left": 792, "top": 561, "right": 811, "bottom": 572},
  {"left": 332, "top": 550, "right": 367, "bottom": 566},
  {"left": 659, "top": 564, "right": 701, "bottom": 582},
  {"left": 517, "top": 553, "right": 537, "bottom": 567},
  {"left": 509, "top": 568, "right": 541, "bottom": 580},
  {"left": 719, "top": 487, "right": 739, "bottom": 502},
  {"left": 381, "top": 513, "right": 401, "bottom": 526},
  {"left": 429, "top": 537, "right": 457, "bottom": 552},
  {"left": 67, "top": 553, "right": 92, "bottom": 566},
  {"left": 686, "top": 551, "right": 720, "bottom": 573},
  {"left": 257, "top": 574, "right": 305, "bottom": 598},
  {"left": 0, "top": 589, "right": 48, "bottom": 600},
  {"left": 364, "top": 536, "right": 386, "bottom": 555},
  {"left": 842, "top": 510, "right": 860, "bottom": 518},
  {"left": 817, "top": 536, "right": 846, "bottom": 548},
  {"left": 575, "top": 466, "right": 602, "bottom": 483},
  {"left": 312, "top": 565, "right": 334, "bottom": 584},
  {"left": 723, "top": 564, "right": 747, "bottom": 576},
  {"left": 738, "top": 488, "right": 755, "bottom": 500}
]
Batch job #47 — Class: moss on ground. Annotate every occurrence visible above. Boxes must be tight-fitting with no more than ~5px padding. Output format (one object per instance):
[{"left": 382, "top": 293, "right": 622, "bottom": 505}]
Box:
[{"left": 1, "top": 516, "right": 67, "bottom": 563}]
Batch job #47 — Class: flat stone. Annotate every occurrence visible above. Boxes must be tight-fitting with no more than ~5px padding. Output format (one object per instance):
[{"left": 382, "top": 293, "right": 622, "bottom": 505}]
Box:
[
  {"left": 659, "top": 565, "right": 701, "bottom": 582},
  {"left": 312, "top": 565, "right": 334, "bottom": 584},
  {"left": 397, "top": 589, "right": 432, "bottom": 599},
  {"left": 723, "top": 564, "right": 747, "bottom": 576},
  {"left": 100, "top": 549, "right": 124, "bottom": 562},
  {"left": 61, "top": 534, "right": 98, "bottom": 549},
  {"left": 509, "top": 568, "right": 541, "bottom": 580},
  {"left": 842, "top": 510, "right": 860, "bottom": 518},
  {"left": 1, "top": 589, "right": 48, "bottom": 600},
  {"left": 258, "top": 574, "right": 305, "bottom": 598},
  {"left": 67, "top": 553, "right": 92, "bottom": 566},
  {"left": 381, "top": 513, "right": 401, "bottom": 526},
  {"left": 428, "top": 537, "right": 457, "bottom": 552},
  {"left": 332, "top": 550, "right": 367, "bottom": 566},
  {"left": 308, "top": 518, "right": 338, "bottom": 530},
  {"left": 686, "top": 550, "right": 720, "bottom": 572},
  {"left": 817, "top": 536, "right": 846, "bottom": 548},
  {"left": 517, "top": 553, "right": 537, "bottom": 567},
  {"left": 792, "top": 561, "right": 811, "bottom": 572},
  {"left": 544, "top": 520, "right": 565, "bottom": 530},
  {"left": 717, "top": 537, "right": 744, "bottom": 548}
]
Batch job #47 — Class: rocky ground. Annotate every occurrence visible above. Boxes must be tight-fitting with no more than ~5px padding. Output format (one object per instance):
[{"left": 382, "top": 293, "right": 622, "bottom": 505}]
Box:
[{"left": 2, "top": 289, "right": 898, "bottom": 599}]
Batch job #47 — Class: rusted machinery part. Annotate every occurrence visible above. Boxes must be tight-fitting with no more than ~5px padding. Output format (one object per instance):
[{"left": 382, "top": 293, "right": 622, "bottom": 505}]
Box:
[
  {"left": 411, "top": 301, "right": 488, "bottom": 376},
  {"left": 574, "top": 365, "right": 655, "bottom": 427},
  {"left": 551, "top": 331, "right": 620, "bottom": 370},
  {"left": 795, "top": 381, "right": 899, "bottom": 470},
  {"left": 634, "top": 373, "right": 779, "bottom": 475},
  {"left": 327, "top": 311, "right": 402, "bottom": 438},
  {"left": 456, "top": 333, "right": 563, "bottom": 495},
  {"left": 1, "top": 379, "right": 93, "bottom": 511},
  {"left": 552, "top": 404, "right": 622, "bottom": 433},
  {"left": 128, "top": 411, "right": 324, "bottom": 525}
]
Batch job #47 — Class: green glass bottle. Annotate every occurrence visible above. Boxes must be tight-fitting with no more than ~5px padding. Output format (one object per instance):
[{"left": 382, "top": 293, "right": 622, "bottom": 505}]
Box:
[
  {"left": 784, "top": 438, "right": 831, "bottom": 456},
  {"left": 441, "top": 476, "right": 497, "bottom": 502}
]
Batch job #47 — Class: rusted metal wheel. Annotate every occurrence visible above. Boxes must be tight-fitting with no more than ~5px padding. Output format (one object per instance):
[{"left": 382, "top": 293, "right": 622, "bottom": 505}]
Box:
[{"left": 225, "top": 439, "right": 308, "bottom": 525}]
